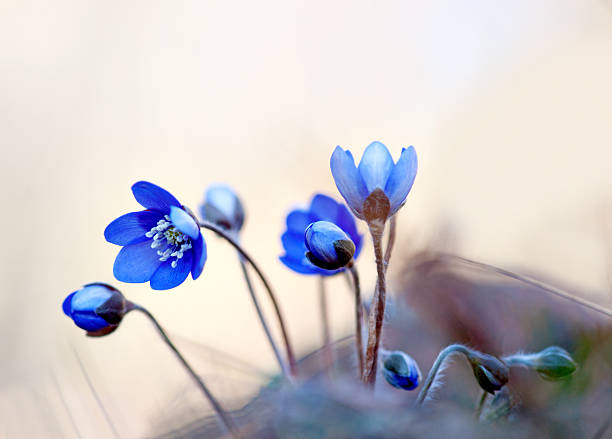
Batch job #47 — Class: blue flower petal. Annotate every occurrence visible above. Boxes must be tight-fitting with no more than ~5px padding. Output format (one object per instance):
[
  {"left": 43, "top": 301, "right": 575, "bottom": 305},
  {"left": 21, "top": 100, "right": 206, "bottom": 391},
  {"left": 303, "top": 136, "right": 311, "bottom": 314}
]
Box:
[
  {"left": 72, "top": 312, "right": 110, "bottom": 332},
  {"left": 281, "top": 231, "right": 307, "bottom": 259},
  {"left": 62, "top": 292, "right": 76, "bottom": 317},
  {"left": 279, "top": 255, "right": 320, "bottom": 275},
  {"left": 150, "top": 251, "right": 193, "bottom": 290},
  {"left": 385, "top": 146, "right": 418, "bottom": 214},
  {"left": 335, "top": 204, "right": 359, "bottom": 242},
  {"left": 104, "top": 211, "right": 161, "bottom": 246},
  {"left": 191, "top": 235, "right": 207, "bottom": 280},
  {"left": 357, "top": 141, "right": 395, "bottom": 193},
  {"left": 309, "top": 194, "right": 340, "bottom": 222},
  {"left": 286, "top": 210, "right": 313, "bottom": 234},
  {"left": 330, "top": 146, "right": 369, "bottom": 218},
  {"left": 113, "top": 240, "right": 163, "bottom": 283},
  {"left": 71, "top": 284, "right": 114, "bottom": 312},
  {"left": 169, "top": 206, "right": 200, "bottom": 239},
  {"left": 131, "top": 181, "right": 181, "bottom": 212}
]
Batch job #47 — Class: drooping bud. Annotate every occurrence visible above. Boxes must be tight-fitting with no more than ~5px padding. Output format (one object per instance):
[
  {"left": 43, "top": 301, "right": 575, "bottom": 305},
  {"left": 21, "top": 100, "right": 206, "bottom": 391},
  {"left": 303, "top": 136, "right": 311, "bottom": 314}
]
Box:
[
  {"left": 62, "top": 283, "right": 130, "bottom": 336},
  {"left": 200, "top": 184, "right": 245, "bottom": 235},
  {"left": 304, "top": 221, "right": 355, "bottom": 270},
  {"left": 466, "top": 351, "right": 509, "bottom": 394},
  {"left": 381, "top": 350, "right": 421, "bottom": 391}
]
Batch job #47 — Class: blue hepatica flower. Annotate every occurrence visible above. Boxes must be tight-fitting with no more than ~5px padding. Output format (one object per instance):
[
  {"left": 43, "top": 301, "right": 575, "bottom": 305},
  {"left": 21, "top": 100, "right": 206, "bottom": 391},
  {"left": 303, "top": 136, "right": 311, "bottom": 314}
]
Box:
[
  {"left": 381, "top": 350, "right": 421, "bottom": 391},
  {"left": 280, "top": 193, "right": 362, "bottom": 276},
  {"left": 104, "top": 181, "right": 207, "bottom": 290},
  {"left": 199, "top": 184, "right": 245, "bottom": 237},
  {"left": 305, "top": 221, "right": 355, "bottom": 270},
  {"left": 330, "top": 141, "right": 417, "bottom": 221},
  {"left": 62, "top": 283, "right": 129, "bottom": 336}
]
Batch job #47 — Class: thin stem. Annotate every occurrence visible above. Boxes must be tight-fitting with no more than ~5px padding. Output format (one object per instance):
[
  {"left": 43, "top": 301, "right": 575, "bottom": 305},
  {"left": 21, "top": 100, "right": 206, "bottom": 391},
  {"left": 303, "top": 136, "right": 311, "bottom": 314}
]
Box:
[
  {"left": 199, "top": 220, "right": 297, "bottom": 375},
  {"left": 475, "top": 391, "right": 488, "bottom": 420},
  {"left": 383, "top": 215, "right": 397, "bottom": 272},
  {"left": 442, "top": 253, "right": 612, "bottom": 318},
  {"left": 363, "top": 221, "right": 387, "bottom": 386},
  {"left": 133, "top": 306, "right": 240, "bottom": 438},
  {"left": 71, "top": 347, "right": 119, "bottom": 439},
  {"left": 348, "top": 264, "right": 365, "bottom": 380},
  {"left": 237, "top": 255, "right": 291, "bottom": 381},
  {"left": 318, "top": 276, "right": 334, "bottom": 373},
  {"left": 416, "top": 344, "right": 471, "bottom": 405}
]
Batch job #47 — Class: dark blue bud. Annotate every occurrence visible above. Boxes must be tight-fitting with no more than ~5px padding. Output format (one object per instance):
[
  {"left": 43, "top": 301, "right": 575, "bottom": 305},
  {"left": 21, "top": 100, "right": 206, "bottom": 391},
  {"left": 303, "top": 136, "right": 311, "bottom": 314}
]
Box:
[
  {"left": 304, "top": 221, "right": 355, "bottom": 270},
  {"left": 62, "top": 283, "right": 129, "bottom": 336},
  {"left": 200, "top": 184, "right": 245, "bottom": 234},
  {"left": 381, "top": 350, "right": 421, "bottom": 390}
]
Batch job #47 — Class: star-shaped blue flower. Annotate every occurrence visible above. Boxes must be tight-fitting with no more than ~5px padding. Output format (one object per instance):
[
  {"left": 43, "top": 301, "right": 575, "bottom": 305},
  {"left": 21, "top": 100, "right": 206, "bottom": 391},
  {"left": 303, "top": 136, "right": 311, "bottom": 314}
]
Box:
[
  {"left": 280, "top": 193, "right": 362, "bottom": 276},
  {"left": 104, "top": 181, "right": 207, "bottom": 290},
  {"left": 330, "top": 141, "right": 417, "bottom": 221}
]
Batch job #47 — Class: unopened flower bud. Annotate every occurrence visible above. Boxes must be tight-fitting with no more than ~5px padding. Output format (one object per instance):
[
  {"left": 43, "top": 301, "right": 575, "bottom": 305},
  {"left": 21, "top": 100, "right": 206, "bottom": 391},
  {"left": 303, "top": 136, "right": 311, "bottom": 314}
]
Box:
[
  {"left": 531, "top": 346, "right": 577, "bottom": 381},
  {"left": 304, "top": 221, "right": 355, "bottom": 270},
  {"left": 467, "top": 351, "right": 509, "bottom": 394},
  {"left": 200, "top": 184, "right": 245, "bottom": 234},
  {"left": 62, "top": 283, "right": 130, "bottom": 336},
  {"left": 381, "top": 350, "right": 421, "bottom": 391}
]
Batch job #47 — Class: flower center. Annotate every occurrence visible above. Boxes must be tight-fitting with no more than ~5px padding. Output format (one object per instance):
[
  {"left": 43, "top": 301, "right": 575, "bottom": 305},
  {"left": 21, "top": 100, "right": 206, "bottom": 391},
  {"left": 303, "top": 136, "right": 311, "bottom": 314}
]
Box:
[{"left": 145, "top": 215, "right": 192, "bottom": 268}]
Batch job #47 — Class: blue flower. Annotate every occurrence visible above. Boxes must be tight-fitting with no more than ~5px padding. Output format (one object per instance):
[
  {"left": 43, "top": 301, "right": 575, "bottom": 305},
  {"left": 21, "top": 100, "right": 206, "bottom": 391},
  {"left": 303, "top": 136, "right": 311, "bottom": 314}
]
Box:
[
  {"left": 330, "top": 141, "right": 417, "bottom": 221},
  {"left": 305, "top": 221, "right": 355, "bottom": 270},
  {"left": 62, "top": 283, "right": 128, "bottom": 336},
  {"left": 280, "top": 193, "right": 363, "bottom": 276},
  {"left": 104, "top": 181, "right": 207, "bottom": 290},
  {"left": 381, "top": 350, "right": 421, "bottom": 391},
  {"left": 199, "top": 184, "right": 245, "bottom": 237}
]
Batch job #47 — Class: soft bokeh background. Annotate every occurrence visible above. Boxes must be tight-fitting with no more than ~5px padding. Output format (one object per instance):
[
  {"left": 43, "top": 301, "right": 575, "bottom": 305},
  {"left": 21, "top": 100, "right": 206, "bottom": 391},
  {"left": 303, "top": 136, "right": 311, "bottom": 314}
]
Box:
[{"left": 1, "top": 1, "right": 611, "bottom": 437}]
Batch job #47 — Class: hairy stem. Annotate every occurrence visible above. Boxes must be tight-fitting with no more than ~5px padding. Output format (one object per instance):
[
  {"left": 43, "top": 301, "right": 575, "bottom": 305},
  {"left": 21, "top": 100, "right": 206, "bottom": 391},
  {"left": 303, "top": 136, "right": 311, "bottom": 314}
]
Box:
[
  {"left": 348, "top": 264, "right": 365, "bottom": 380},
  {"left": 238, "top": 255, "right": 291, "bottom": 381},
  {"left": 363, "top": 221, "right": 387, "bottom": 386},
  {"left": 133, "top": 306, "right": 240, "bottom": 438},
  {"left": 199, "top": 220, "right": 297, "bottom": 375},
  {"left": 383, "top": 215, "right": 397, "bottom": 271},
  {"left": 416, "top": 344, "right": 471, "bottom": 405}
]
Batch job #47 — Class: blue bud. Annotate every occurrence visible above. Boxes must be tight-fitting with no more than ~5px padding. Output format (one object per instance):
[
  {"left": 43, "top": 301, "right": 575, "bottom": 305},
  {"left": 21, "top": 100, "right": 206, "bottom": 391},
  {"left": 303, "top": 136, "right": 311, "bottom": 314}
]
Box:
[
  {"left": 381, "top": 350, "right": 421, "bottom": 390},
  {"left": 62, "top": 283, "right": 129, "bottom": 336},
  {"left": 200, "top": 184, "right": 245, "bottom": 235},
  {"left": 304, "top": 221, "right": 355, "bottom": 270}
]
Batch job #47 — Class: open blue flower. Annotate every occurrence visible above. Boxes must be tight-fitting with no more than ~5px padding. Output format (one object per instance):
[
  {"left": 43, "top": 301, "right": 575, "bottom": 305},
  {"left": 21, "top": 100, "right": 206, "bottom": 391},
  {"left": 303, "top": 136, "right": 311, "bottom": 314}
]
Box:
[
  {"left": 62, "top": 283, "right": 128, "bottom": 336},
  {"left": 280, "top": 193, "right": 362, "bottom": 276},
  {"left": 104, "top": 181, "right": 207, "bottom": 290},
  {"left": 381, "top": 350, "right": 421, "bottom": 391},
  {"left": 330, "top": 141, "right": 417, "bottom": 221}
]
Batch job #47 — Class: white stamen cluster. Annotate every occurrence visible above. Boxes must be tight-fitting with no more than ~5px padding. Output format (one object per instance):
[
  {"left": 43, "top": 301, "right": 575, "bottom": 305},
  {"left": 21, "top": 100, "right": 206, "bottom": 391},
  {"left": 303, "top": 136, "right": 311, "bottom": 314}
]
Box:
[{"left": 145, "top": 215, "right": 192, "bottom": 268}]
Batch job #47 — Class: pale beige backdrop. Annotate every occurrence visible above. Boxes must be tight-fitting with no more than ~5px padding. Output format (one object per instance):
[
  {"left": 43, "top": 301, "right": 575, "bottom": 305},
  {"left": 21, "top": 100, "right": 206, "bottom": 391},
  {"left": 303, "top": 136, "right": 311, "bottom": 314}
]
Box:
[{"left": 1, "top": 1, "right": 611, "bottom": 437}]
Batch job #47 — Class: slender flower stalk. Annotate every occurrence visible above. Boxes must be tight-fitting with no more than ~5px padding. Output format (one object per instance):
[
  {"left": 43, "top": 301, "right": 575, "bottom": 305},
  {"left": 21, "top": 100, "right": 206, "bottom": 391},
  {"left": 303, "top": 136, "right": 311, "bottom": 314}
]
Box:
[
  {"left": 476, "top": 391, "right": 488, "bottom": 420},
  {"left": 133, "top": 305, "right": 240, "bottom": 438},
  {"left": 199, "top": 220, "right": 297, "bottom": 376},
  {"left": 348, "top": 263, "right": 364, "bottom": 379},
  {"left": 318, "top": 277, "right": 334, "bottom": 373},
  {"left": 237, "top": 255, "right": 291, "bottom": 381},
  {"left": 416, "top": 344, "right": 471, "bottom": 405},
  {"left": 363, "top": 219, "right": 388, "bottom": 386},
  {"left": 416, "top": 344, "right": 509, "bottom": 405},
  {"left": 383, "top": 215, "right": 397, "bottom": 271}
]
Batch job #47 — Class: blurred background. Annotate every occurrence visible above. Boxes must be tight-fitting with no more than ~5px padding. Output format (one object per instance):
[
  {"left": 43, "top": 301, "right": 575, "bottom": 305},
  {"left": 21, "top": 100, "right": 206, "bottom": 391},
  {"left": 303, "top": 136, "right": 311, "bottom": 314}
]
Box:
[{"left": 1, "top": 0, "right": 611, "bottom": 437}]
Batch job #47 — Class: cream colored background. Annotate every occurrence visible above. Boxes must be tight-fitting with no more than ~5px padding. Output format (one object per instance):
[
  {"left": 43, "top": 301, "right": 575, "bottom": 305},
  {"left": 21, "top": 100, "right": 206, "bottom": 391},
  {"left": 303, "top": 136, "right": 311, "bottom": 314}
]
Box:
[{"left": 1, "top": 1, "right": 611, "bottom": 437}]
